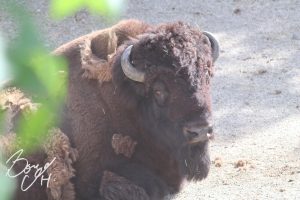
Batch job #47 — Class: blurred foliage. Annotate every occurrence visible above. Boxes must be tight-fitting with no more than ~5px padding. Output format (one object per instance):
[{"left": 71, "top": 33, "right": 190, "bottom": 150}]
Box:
[
  {"left": 0, "top": 166, "right": 16, "bottom": 200},
  {"left": 0, "top": 35, "right": 11, "bottom": 87},
  {"left": 6, "top": 2, "right": 67, "bottom": 101},
  {"left": 0, "top": 0, "right": 123, "bottom": 199},
  {"left": 1, "top": 1, "right": 67, "bottom": 152},
  {"left": 51, "top": 0, "right": 124, "bottom": 19}
]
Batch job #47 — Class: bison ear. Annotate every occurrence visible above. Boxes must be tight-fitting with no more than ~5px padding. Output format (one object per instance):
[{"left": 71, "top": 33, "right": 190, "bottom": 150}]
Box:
[
  {"left": 203, "top": 31, "right": 220, "bottom": 62},
  {"left": 91, "top": 29, "right": 118, "bottom": 60},
  {"left": 79, "top": 39, "right": 112, "bottom": 83}
]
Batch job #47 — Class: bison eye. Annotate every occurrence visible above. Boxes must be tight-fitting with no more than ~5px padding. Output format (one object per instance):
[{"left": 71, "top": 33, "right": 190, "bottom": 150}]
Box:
[
  {"left": 152, "top": 81, "right": 168, "bottom": 106},
  {"left": 154, "top": 90, "right": 162, "bottom": 97},
  {"left": 154, "top": 89, "right": 167, "bottom": 106}
]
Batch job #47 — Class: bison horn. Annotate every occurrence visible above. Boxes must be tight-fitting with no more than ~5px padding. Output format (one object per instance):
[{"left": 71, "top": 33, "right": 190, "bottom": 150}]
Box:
[
  {"left": 203, "top": 31, "right": 220, "bottom": 62},
  {"left": 121, "top": 45, "right": 145, "bottom": 82}
]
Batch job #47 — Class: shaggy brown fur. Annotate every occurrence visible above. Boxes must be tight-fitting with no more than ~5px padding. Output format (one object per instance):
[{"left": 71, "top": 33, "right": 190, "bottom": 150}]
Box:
[
  {"left": 53, "top": 19, "right": 149, "bottom": 83},
  {"left": 43, "top": 128, "right": 78, "bottom": 200},
  {"left": 0, "top": 129, "right": 77, "bottom": 200},
  {"left": 0, "top": 88, "right": 38, "bottom": 134},
  {"left": 0, "top": 90, "right": 77, "bottom": 200},
  {"left": 111, "top": 134, "right": 137, "bottom": 158}
]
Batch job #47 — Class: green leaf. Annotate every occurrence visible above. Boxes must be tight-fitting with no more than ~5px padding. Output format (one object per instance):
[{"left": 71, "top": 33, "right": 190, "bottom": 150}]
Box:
[
  {"left": 1, "top": 1, "right": 68, "bottom": 152},
  {"left": 0, "top": 1, "right": 69, "bottom": 199},
  {"left": 50, "top": 0, "right": 124, "bottom": 19},
  {"left": 27, "top": 51, "right": 67, "bottom": 104},
  {"left": 50, "top": 0, "right": 84, "bottom": 19},
  {"left": 0, "top": 35, "right": 11, "bottom": 89},
  {"left": 0, "top": 165, "right": 16, "bottom": 200},
  {"left": 17, "top": 105, "right": 54, "bottom": 152},
  {"left": 86, "top": 0, "right": 109, "bottom": 15}
]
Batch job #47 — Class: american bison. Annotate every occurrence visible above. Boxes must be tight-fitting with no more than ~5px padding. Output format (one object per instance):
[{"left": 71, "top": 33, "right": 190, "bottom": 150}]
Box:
[{"left": 1, "top": 19, "right": 219, "bottom": 200}]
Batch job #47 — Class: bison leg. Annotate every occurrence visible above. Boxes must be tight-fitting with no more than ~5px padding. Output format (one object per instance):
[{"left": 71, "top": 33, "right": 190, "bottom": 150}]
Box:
[
  {"left": 105, "top": 163, "right": 170, "bottom": 200},
  {"left": 100, "top": 171, "right": 150, "bottom": 200}
]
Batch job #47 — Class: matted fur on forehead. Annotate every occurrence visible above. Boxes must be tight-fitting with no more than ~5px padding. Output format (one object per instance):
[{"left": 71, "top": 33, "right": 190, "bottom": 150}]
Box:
[{"left": 132, "top": 21, "right": 213, "bottom": 88}]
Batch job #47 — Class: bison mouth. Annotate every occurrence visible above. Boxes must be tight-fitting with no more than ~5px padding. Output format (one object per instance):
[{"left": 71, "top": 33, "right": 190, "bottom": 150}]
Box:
[
  {"left": 182, "top": 140, "right": 211, "bottom": 181},
  {"left": 180, "top": 123, "right": 213, "bottom": 180}
]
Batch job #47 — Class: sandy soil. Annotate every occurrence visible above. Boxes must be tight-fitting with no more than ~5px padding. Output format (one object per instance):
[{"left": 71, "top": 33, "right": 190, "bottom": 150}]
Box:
[{"left": 0, "top": 0, "right": 299, "bottom": 199}]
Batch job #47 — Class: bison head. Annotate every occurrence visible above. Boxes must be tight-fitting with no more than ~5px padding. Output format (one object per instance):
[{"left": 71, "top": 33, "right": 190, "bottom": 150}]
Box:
[{"left": 112, "top": 22, "right": 219, "bottom": 180}]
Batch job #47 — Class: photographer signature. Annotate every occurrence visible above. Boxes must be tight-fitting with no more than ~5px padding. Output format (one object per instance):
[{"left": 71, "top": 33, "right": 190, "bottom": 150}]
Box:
[{"left": 6, "top": 149, "right": 56, "bottom": 191}]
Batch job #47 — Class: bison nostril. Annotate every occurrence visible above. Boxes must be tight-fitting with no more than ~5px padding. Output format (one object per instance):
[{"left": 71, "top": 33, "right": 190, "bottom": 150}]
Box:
[
  {"left": 186, "top": 130, "right": 199, "bottom": 138},
  {"left": 208, "top": 126, "right": 213, "bottom": 134}
]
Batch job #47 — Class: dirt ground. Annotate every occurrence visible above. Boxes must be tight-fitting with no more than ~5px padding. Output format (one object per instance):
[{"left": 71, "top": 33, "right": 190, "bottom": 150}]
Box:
[{"left": 0, "top": 0, "right": 299, "bottom": 199}]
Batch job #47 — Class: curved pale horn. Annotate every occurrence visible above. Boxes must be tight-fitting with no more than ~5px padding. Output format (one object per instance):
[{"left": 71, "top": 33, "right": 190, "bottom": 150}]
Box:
[
  {"left": 121, "top": 45, "right": 145, "bottom": 82},
  {"left": 203, "top": 31, "right": 220, "bottom": 62}
]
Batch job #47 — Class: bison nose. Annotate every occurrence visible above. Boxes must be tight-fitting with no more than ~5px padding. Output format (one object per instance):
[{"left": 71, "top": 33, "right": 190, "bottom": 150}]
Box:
[{"left": 183, "top": 123, "right": 214, "bottom": 144}]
